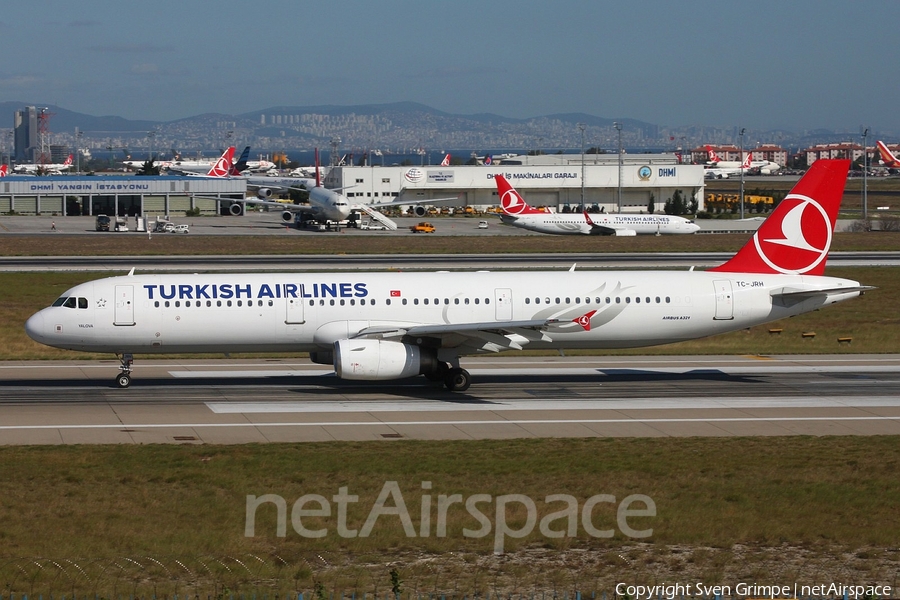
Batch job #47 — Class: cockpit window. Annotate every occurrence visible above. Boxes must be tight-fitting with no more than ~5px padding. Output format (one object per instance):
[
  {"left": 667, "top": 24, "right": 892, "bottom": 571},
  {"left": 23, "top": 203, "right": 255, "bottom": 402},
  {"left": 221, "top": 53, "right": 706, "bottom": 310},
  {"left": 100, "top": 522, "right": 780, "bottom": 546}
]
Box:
[
  {"left": 52, "top": 297, "right": 68, "bottom": 307},
  {"left": 78, "top": 297, "right": 88, "bottom": 309},
  {"left": 62, "top": 297, "right": 77, "bottom": 309}
]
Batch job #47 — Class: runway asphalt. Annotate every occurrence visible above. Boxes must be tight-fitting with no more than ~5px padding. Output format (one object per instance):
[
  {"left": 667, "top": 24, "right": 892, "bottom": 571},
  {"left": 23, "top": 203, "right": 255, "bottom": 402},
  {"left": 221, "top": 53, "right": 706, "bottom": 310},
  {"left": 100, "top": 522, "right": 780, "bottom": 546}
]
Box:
[{"left": 2, "top": 354, "right": 899, "bottom": 444}]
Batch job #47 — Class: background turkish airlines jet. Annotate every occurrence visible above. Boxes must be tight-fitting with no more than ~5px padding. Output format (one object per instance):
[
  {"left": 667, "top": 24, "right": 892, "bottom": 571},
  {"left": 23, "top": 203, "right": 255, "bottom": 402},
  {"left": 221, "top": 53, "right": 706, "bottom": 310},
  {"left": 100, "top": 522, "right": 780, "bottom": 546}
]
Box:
[
  {"left": 25, "top": 160, "right": 868, "bottom": 392},
  {"left": 0, "top": 165, "right": 7, "bottom": 177},
  {"left": 440, "top": 154, "right": 451, "bottom": 166},
  {"left": 704, "top": 151, "right": 752, "bottom": 179},
  {"left": 495, "top": 174, "right": 699, "bottom": 235},
  {"left": 13, "top": 154, "right": 74, "bottom": 174},
  {"left": 876, "top": 141, "right": 900, "bottom": 169}
]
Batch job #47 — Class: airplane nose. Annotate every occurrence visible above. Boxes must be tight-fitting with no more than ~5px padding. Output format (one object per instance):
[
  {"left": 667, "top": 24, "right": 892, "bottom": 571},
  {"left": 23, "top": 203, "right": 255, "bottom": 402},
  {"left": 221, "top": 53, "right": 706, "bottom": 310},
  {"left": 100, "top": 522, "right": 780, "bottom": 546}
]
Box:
[{"left": 25, "top": 311, "right": 46, "bottom": 343}]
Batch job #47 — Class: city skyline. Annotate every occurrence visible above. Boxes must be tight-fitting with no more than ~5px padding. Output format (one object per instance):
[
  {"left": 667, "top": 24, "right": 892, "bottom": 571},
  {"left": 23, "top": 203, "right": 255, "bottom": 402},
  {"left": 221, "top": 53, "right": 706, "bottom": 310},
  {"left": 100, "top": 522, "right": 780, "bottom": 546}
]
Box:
[{"left": 0, "top": 1, "right": 897, "bottom": 133}]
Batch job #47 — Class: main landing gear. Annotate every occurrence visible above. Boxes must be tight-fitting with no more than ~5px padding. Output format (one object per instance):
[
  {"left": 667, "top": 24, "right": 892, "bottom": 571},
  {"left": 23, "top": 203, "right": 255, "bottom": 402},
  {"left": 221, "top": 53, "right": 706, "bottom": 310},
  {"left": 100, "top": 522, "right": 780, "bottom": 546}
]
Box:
[
  {"left": 424, "top": 362, "right": 472, "bottom": 392},
  {"left": 116, "top": 353, "right": 134, "bottom": 388}
]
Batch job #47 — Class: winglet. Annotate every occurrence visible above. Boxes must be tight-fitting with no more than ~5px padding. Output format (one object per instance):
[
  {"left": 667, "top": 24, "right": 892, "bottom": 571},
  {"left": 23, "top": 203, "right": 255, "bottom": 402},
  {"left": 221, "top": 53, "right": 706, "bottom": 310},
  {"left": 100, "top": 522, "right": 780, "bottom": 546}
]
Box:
[
  {"left": 495, "top": 174, "right": 545, "bottom": 215},
  {"left": 709, "top": 159, "right": 850, "bottom": 276}
]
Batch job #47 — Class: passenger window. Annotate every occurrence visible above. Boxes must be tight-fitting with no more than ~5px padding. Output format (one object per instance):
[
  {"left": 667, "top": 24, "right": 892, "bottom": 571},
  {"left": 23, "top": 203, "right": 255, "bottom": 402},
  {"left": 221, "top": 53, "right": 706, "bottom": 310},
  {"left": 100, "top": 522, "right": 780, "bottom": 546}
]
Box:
[
  {"left": 525, "top": 298, "right": 530, "bottom": 304},
  {"left": 402, "top": 299, "right": 408, "bottom": 305},
  {"left": 474, "top": 298, "right": 479, "bottom": 305},
  {"left": 646, "top": 297, "right": 651, "bottom": 304},
  {"left": 545, "top": 298, "right": 550, "bottom": 304},
  {"left": 227, "top": 300, "right": 232, "bottom": 307},
  {"left": 340, "top": 299, "right": 345, "bottom": 306},
  {"left": 565, "top": 297, "right": 570, "bottom": 304},
  {"left": 63, "top": 297, "right": 77, "bottom": 309},
  {"left": 175, "top": 301, "right": 181, "bottom": 308},
  {"left": 555, "top": 298, "right": 560, "bottom": 304},
  {"left": 237, "top": 300, "right": 242, "bottom": 307},
  {"left": 350, "top": 299, "right": 356, "bottom": 306},
  {"left": 414, "top": 299, "right": 419, "bottom": 305},
  {"left": 454, "top": 298, "right": 460, "bottom": 305},
  {"left": 217, "top": 300, "right": 222, "bottom": 307},
  {"left": 268, "top": 300, "right": 273, "bottom": 306},
  {"left": 154, "top": 301, "right": 160, "bottom": 308},
  {"left": 485, "top": 298, "right": 490, "bottom": 304},
  {"left": 434, "top": 298, "right": 439, "bottom": 305},
  {"left": 465, "top": 298, "right": 470, "bottom": 305},
  {"left": 636, "top": 297, "right": 641, "bottom": 304},
  {"left": 423, "top": 298, "right": 429, "bottom": 305},
  {"left": 575, "top": 297, "right": 580, "bottom": 304},
  {"left": 165, "top": 301, "right": 170, "bottom": 308},
  {"left": 386, "top": 299, "right": 391, "bottom": 306},
  {"left": 656, "top": 297, "right": 661, "bottom": 303},
  {"left": 666, "top": 297, "right": 671, "bottom": 303},
  {"left": 78, "top": 297, "right": 88, "bottom": 309},
  {"left": 329, "top": 299, "right": 335, "bottom": 306}
]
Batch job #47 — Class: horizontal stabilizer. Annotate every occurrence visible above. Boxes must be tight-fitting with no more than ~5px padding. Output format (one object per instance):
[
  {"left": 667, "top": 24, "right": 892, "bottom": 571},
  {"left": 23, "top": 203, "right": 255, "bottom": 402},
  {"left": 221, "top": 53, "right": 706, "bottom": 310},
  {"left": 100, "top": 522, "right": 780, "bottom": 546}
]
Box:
[{"left": 770, "top": 285, "right": 875, "bottom": 306}]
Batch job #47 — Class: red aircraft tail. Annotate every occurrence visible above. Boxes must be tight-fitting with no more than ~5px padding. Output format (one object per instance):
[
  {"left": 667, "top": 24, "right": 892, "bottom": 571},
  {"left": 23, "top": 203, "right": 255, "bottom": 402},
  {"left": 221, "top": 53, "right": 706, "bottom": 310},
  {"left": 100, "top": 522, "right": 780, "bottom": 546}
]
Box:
[
  {"left": 207, "top": 146, "right": 236, "bottom": 177},
  {"left": 876, "top": 141, "right": 900, "bottom": 168},
  {"left": 709, "top": 159, "right": 849, "bottom": 276},
  {"left": 494, "top": 174, "right": 546, "bottom": 215}
]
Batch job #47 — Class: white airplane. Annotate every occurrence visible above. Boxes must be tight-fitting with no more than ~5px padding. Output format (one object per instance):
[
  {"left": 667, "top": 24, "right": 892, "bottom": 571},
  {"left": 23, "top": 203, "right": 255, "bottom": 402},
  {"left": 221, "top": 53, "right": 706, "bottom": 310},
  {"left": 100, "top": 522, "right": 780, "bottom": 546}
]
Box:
[
  {"left": 25, "top": 159, "right": 869, "bottom": 392},
  {"left": 203, "top": 149, "right": 392, "bottom": 229},
  {"left": 705, "top": 146, "right": 780, "bottom": 175},
  {"left": 495, "top": 175, "right": 700, "bottom": 236},
  {"left": 13, "top": 154, "right": 74, "bottom": 174},
  {"left": 876, "top": 141, "right": 900, "bottom": 169},
  {"left": 704, "top": 151, "right": 753, "bottom": 179},
  {"left": 163, "top": 151, "right": 228, "bottom": 175}
]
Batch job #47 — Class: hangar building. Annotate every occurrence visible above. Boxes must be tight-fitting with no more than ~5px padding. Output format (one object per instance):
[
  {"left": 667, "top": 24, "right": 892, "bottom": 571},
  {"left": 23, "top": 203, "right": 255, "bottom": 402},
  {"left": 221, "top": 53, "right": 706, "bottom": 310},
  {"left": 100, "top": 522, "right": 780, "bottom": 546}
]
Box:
[
  {"left": 0, "top": 175, "right": 247, "bottom": 217},
  {"left": 324, "top": 153, "right": 706, "bottom": 213}
]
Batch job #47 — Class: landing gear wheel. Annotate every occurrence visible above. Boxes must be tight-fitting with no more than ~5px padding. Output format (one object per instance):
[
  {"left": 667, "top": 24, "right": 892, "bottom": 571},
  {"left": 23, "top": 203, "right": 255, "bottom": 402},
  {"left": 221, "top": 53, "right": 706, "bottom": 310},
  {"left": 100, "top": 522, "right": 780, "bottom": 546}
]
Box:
[
  {"left": 115, "top": 353, "right": 134, "bottom": 389},
  {"left": 444, "top": 368, "right": 471, "bottom": 392},
  {"left": 116, "top": 373, "right": 131, "bottom": 388}
]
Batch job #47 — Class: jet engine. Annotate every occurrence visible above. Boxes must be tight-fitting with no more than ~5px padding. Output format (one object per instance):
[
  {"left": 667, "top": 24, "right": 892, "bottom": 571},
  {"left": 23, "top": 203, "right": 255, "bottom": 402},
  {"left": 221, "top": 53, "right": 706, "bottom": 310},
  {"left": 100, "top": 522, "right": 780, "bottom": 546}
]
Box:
[
  {"left": 228, "top": 203, "right": 243, "bottom": 216},
  {"left": 333, "top": 339, "right": 438, "bottom": 380},
  {"left": 412, "top": 205, "right": 428, "bottom": 217},
  {"left": 281, "top": 210, "right": 294, "bottom": 223},
  {"left": 257, "top": 188, "right": 273, "bottom": 199}
]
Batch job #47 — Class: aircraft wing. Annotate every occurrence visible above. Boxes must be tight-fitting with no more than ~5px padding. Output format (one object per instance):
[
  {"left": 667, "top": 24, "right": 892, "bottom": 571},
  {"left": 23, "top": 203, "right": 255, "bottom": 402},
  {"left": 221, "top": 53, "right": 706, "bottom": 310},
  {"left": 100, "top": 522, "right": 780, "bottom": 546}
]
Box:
[
  {"left": 588, "top": 223, "right": 636, "bottom": 236},
  {"left": 192, "top": 195, "right": 315, "bottom": 214},
  {"left": 351, "top": 318, "right": 562, "bottom": 352},
  {"left": 365, "top": 195, "right": 462, "bottom": 209}
]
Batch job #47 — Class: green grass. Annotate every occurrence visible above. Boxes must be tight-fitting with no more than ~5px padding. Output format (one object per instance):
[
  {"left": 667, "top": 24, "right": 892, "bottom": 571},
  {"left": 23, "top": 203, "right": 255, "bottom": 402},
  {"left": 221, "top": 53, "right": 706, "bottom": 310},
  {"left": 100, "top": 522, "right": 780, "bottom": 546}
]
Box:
[
  {"left": 1, "top": 438, "right": 899, "bottom": 595},
  {"left": 2, "top": 266, "right": 896, "bottom": 359}
]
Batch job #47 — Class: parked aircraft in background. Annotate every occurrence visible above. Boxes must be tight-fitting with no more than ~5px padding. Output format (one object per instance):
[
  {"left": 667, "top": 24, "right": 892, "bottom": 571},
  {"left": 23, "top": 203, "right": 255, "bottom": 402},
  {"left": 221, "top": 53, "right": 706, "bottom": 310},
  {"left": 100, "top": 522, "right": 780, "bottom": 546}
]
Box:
[
  {"left": 495, "top": 175, "right": 699, "bottom": 235},
  {"left": 705, "top": 152, "right": 752, "bottom": 179},
  {"left": 876, "top": 141, "right": 900, "bottom": 169},
  {"left": 440, "top": 154, "right": 451, "bottom": 166},
  {"left": 0, "top": 165, "right": 7, "bottom": 177},
  {"left": 25, "top": 160, "right": 867, "bottom": 392},
  {"left": 13, "top": 154, "right": 73, "bottom": 174},
  {"left": 705, "top": 145, "right": 781, "bottom": 175}
]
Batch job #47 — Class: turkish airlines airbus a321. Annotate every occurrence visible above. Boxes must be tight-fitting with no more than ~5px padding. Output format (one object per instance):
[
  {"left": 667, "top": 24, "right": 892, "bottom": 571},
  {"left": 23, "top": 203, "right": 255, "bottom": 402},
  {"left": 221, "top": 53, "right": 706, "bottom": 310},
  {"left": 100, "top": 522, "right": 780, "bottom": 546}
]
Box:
[
  {"left": 26, "top": 159, "right": 868, "bottom": 392},
  {"left": 495, "top": 174, "right": 700, "bottom": 235}
]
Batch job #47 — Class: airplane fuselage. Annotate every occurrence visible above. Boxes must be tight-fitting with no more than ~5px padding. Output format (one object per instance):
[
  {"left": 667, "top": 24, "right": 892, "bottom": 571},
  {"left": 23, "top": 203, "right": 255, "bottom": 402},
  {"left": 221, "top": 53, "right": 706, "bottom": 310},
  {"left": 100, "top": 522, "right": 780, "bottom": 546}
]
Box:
[
  {"left": 26, "top": 269, "right": 860, "bottom": 355},
  {"left": 500, "top": 213, "right": 699, "bottom": 235}
]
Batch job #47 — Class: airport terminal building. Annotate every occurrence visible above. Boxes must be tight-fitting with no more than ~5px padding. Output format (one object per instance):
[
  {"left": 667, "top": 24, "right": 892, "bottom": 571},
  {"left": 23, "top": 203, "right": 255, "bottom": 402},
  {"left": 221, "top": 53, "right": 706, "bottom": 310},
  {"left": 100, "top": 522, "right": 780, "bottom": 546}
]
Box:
[
  {"left": 325, "top": 153, "right": 706, "bottom": 213},
  {"left": 0, "top": 176, "right": 246, "bottom": 217}
]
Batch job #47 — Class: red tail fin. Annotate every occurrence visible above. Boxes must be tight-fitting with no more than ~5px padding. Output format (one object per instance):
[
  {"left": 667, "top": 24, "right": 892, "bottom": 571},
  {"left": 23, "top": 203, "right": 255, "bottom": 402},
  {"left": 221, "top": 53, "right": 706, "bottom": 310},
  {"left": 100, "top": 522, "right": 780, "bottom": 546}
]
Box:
[
  {"left": 741, "top": 151, "right": 752, "bottom": 169},
  {"left": 709, "top": 159, "right": 850, "bottom": 276},
  {"left": 63, "top": 154, "right": 73, "bottom": 166},
  {"left": 494, "top": 174, "right": 545, "bottom": 215},
  {"left": 876, "top": 141, "right": 900, "bottom": 168},
  {"left": 440, "top": 153, "right": 451, "bottom": 166},
  {"left": 0, "top": 165, "right": 7, "bottom": 177},
  {"left": 706, "top": 145, "right": 722, "bottom": 163},
  {"left": 207, "top": 146, "right": 236, "bottom": 177}
]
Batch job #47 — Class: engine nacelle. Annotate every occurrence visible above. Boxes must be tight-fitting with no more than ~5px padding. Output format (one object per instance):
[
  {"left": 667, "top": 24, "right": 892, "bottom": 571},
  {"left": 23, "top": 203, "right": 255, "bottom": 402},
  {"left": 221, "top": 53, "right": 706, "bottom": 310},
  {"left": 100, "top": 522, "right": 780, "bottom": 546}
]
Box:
[
  {"left": 412, "top": 205, "right": 428, "bottom": 217},
  {"left": 281, "top": 210, "right": 294, "bottom": 223},
  {"left": 333, "top": 339, "right": 437, "bottom": 380},
  {"left": 257, "top": 188, "right": 273, "bottom": 199},
  {"left": 228, "top": 202, "right": 244, "bottom": 216}
]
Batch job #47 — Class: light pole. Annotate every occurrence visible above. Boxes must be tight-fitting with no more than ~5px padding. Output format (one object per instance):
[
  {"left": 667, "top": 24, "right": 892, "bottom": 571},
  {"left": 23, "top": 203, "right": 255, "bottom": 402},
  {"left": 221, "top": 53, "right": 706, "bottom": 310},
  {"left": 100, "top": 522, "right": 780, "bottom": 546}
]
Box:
[
  {"left": 739, "top": 128, "right": 746, "bottom": 219},
  {"left": 861, "top": 126, "right": 869, "bottom": 221},
  {"left": 147, "top": 130, "right": 156, "bottom": 164},
  {"left": 75, "top": 128, "right": 82, "bottom": 174},
  {"left": 578, "top": 123, "right": 585, "bottom": 210},
  {"left": 613, "top": 122, "right": 623, "bottom": 213}
]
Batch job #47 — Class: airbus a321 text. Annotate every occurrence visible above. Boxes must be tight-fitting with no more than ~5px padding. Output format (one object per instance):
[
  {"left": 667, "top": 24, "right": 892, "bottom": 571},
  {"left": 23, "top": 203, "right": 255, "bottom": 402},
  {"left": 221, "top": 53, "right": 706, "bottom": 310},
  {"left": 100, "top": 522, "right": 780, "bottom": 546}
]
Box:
[
  {"left": 495, "top": 174, "right": 699, "bottom": 235},
  {"left": 26, "top": 160, "right": 869, "bottom": 392}
]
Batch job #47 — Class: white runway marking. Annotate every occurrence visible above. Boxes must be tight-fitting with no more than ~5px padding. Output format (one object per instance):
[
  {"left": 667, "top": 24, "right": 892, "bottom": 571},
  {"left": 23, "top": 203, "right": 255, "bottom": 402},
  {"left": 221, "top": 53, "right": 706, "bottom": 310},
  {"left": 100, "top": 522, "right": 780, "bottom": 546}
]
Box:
[
  {"left": 206, "top": 396, "right": 900, "bottom": 413},
  {"left": 0, "top": 415, "right": 898, "bottom": 432}
]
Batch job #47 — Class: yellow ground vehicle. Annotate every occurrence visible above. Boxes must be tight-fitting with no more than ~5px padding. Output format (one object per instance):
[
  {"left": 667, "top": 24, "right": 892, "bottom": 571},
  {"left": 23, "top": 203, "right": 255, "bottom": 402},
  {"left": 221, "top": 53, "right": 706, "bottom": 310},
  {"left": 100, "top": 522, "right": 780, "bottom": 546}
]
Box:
[{"left": 410, "top": 222, "right": 436, "bottom": 233}]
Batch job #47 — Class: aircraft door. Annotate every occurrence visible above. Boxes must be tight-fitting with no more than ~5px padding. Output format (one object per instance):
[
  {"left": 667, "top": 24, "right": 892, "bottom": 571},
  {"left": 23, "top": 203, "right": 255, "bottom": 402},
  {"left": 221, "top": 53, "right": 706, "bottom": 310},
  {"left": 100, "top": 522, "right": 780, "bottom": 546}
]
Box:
[
  {"left": 286, "top": 296, "right": 305, "bottom": 324},
  {"left": 114, "top": 285, "right": 135, "bottom": 326},
  {"left": 494, "top": 288, "right": 513, "bottom": 321},
  {"left": 713, "top": 280, "right": 734, "bottom": 320}
]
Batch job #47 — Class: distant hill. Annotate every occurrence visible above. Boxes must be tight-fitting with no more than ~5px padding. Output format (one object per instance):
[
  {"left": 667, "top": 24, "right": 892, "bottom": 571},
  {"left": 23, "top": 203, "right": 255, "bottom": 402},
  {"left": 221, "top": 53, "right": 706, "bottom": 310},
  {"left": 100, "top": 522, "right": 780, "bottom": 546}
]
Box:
[{"left": 0, "top": 102, "right": 160, "bottom": 133}]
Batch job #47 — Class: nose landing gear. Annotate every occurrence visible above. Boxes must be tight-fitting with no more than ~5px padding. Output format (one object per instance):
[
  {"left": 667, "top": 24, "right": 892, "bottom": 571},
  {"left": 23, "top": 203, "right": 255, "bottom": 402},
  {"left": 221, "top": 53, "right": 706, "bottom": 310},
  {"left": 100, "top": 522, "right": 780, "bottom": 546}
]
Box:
[{"left": 116, "top": 353, "right": 134, "bottom": 388}]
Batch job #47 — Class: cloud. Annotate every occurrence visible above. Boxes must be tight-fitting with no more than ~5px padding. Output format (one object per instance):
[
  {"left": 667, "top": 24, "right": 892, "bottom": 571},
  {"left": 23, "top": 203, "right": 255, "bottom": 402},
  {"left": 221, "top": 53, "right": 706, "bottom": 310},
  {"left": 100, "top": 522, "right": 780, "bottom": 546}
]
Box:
[{"left": 86, "top": 43, "right": 175, "bottom": 54}]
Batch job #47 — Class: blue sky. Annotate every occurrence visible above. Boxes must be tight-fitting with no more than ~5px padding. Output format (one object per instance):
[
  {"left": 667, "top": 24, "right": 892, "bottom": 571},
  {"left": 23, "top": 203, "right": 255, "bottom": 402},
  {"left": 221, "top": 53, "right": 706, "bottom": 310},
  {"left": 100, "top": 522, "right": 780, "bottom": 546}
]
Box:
[{"left": 1, "top": 0, "right": 898, "bottom": 132}]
